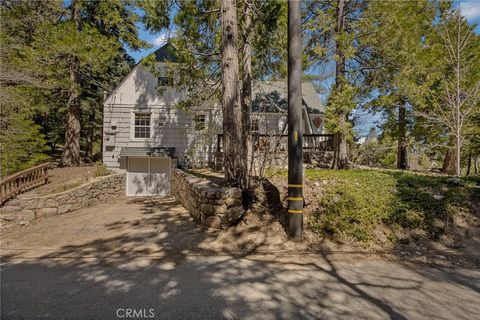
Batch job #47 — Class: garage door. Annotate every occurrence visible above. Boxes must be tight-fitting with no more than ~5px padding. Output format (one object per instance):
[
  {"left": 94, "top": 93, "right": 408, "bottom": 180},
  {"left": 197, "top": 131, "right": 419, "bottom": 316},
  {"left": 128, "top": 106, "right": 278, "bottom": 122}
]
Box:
[{"left": 126, "top": 157, "right": 171, "bottom": 196}]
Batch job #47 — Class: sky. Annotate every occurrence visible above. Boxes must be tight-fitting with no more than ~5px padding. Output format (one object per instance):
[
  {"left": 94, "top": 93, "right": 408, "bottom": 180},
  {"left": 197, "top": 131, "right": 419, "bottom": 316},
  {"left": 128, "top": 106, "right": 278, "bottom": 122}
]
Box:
[
  {"left": 125, "top": 1, "right": 480, "bottom": 138},
  {"left": 127, "top": 1, "right": 480, "bottom": 63}
]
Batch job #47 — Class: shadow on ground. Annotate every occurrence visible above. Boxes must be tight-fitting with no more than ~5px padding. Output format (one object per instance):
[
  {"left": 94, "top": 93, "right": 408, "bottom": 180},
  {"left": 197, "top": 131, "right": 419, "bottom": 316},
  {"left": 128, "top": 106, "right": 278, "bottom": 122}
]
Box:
[{"left": 1, "top": 196, "right": 479, "bottom": 319}]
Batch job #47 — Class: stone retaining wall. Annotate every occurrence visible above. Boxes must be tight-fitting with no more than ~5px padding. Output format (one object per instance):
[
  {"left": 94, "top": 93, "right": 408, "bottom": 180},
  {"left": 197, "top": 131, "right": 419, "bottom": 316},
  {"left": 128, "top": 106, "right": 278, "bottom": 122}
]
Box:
[
  {"left": 171, "top": 169, "right": 244, "bottom": 229},
  {"left": 1, "top": 174, "right": 125, "bottom": 221}
]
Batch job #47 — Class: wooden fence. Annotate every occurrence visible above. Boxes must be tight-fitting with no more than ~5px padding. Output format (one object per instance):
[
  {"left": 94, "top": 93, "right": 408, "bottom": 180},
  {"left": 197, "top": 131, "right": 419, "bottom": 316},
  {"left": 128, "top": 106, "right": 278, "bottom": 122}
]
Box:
[
  {"left": 216, "top": 133, "right": 335, "bottom": 153},
  {"left": 0, "top": 163, "right": 50, "bottom": 205}
]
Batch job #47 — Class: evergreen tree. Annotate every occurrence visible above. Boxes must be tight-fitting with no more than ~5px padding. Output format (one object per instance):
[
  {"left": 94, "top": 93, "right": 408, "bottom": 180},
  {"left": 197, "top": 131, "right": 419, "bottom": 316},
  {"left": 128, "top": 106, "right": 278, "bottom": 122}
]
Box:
[
  {"left": 303, "top": 0, "right": 369, "bottom": 169},
  {"left": 359, "top": 0, "right": 440, "bottom": 170}
]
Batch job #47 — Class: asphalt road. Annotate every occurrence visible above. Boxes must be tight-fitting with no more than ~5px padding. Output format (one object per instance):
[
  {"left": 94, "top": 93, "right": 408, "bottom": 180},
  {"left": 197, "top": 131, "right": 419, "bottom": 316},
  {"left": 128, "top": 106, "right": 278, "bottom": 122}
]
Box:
[
  {"left": 1, "top": 198, "right": 479, "bottom": 319},
  {"left": 2, "top": 253, "right": 479, "bottom": 320}
]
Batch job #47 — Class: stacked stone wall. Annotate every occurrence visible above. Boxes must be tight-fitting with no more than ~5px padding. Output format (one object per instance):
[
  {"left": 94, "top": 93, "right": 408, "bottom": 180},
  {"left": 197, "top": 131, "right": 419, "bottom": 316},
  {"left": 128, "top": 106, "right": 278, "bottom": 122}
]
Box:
[
  {"left": 171, "top": 169, "right": 244, "bottom": 228},
  {"left": 1, "top": 174, "right": 125, "bottom": 221}
]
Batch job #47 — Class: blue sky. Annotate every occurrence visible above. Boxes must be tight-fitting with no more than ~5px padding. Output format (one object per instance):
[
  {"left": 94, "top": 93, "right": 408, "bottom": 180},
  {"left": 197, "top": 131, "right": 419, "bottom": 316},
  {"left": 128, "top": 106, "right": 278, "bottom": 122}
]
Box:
[
  {"left": 125, "top": 1, "right": 480, "bottom": 138},
  {"left": 126, "top": 1, "right": 480, "bottom": 63}
]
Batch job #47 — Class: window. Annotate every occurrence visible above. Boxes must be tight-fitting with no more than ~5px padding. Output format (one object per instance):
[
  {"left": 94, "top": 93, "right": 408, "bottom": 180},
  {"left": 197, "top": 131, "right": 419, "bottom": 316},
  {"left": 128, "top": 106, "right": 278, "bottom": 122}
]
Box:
[
  {"left": 134, "top": 113, "right": 151, "bottom": 138},
  {"left": 251, "top": 118, "right": 259, "bottom": 132},
  {"left": 158, "top": 76, "right": 172, "bottom": 86},
  {"left": 194, "top": 114, "right": 206, "bottom": 131}
]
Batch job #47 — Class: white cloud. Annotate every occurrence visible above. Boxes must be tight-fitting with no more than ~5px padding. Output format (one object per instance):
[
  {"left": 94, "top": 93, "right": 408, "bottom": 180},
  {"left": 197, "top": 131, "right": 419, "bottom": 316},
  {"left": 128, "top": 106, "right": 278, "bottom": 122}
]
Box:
[
  {"left": 460, "top": 1, "right": 480, "bottom": 21},
  {"left": 151, "top": 33, "right": 168, "bottom": 47}
]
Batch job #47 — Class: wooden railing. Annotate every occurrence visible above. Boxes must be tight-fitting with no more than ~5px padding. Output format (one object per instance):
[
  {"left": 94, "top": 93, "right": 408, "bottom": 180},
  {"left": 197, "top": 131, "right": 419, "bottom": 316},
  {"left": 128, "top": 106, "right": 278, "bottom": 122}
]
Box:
[
  {"left": 216, "top": 133, "right": 334, "bottom": 153},
  {"left": 0, "top": 163, "right": 50, "bottom": 205}
]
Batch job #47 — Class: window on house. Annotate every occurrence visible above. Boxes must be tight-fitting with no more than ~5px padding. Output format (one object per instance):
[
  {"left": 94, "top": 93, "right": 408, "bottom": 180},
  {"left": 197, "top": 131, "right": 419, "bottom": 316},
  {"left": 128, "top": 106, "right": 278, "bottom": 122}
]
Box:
[
  {"left": 194, "top": 114, "right": 206, "bottom": 131},
  {"left": 251, "top": 118, "right": 259, "bottom": 132},
  {"left": 158, "top": 76, "right": 172, "bottom": 86},
  {"left": 134, "top": 113, "right": 151, "bottom": 138}
]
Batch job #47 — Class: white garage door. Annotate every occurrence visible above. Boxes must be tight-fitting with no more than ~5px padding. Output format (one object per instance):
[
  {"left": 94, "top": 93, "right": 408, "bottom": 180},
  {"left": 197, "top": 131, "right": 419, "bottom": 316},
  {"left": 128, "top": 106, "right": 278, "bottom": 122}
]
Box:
[{"left": 126, "top": 157, "right": 171, "bottom": 196}]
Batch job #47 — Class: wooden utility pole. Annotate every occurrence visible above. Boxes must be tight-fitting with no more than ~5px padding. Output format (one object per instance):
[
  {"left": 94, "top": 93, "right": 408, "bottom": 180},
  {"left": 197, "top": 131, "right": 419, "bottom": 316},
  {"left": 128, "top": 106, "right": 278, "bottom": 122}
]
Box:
[{"left": 287, "top": 0, "right": 303, "bottom": 238}]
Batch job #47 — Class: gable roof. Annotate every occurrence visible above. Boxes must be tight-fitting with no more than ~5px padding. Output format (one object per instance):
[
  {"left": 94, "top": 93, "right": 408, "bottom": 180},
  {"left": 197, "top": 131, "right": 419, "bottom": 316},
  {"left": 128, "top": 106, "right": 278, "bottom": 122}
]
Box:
[
  {"left": 252, "top": 81, "right": 324, "bottom": 114},
  {"left": 153, "top": 41, "right": 177, "bottom": 63},
  {"left": 105, "top": 43, "right": 324, "bottom": 113}
]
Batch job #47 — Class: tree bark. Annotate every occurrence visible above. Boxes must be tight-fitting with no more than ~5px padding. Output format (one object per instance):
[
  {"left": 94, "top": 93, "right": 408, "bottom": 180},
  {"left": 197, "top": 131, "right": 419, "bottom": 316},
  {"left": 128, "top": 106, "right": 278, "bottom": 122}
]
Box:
[
  {"left": 241, "top": 0, "right": 252, "bottom": 187},
  {"left": 332, "top": 0, "right": 349, "bottom": 170},
  {"left": 221, "top": 0, "right": 247, "bottom": 190},
  {"left": 397, "top": 102, "right": 408, "bottom": 170},
  {"left": 442, "top": 137, "right": 456, "bottom": 175},
  {"left": 466, "top": 151, "right": 472, "bottom": 176},
  {"left": 61, "top": 0, "right": 82, "bottom": 166}
]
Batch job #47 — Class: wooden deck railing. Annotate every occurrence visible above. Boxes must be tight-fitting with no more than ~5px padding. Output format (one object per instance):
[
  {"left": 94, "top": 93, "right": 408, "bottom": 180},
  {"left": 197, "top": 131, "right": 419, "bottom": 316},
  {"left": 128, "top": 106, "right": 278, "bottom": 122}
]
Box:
[
  {"left": 0, "top": 163, "right": 50, "bottom": 205},
  {"left": 216, "top": 133, "right": 334, "bottom": 153}
]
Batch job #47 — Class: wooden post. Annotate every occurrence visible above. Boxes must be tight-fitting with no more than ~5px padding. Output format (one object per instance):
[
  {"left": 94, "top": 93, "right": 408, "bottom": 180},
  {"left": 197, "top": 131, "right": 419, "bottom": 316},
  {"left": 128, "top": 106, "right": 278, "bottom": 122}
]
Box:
[{"left": 287, "top": 0, "right": 303, "bottom": 238}]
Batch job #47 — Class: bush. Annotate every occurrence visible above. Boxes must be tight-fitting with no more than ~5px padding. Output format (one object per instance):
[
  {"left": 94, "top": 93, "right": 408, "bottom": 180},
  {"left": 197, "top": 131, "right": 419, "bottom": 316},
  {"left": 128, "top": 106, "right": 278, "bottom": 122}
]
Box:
[
  {"left": 94, "top": 161, "right": 111, "bottom": 177},
  {"left": 302, "top": 169, "right": 477, "bottom": 245}
]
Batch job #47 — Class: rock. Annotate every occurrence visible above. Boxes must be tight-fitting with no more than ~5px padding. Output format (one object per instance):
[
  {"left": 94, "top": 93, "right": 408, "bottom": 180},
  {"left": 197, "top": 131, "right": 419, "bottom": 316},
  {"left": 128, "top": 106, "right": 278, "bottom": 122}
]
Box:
[
  {"left": 0, "top": 206, "right": 22, "bottom": 213},
  {"left": 224, "top": 197, "right": 242, "bottom": 207},
  {"left": 433, "top": 194, "right": 444, "bottom": 200},
  {"left": 58, "top": 204, "right": 72, "bottom": 214},
  {"left": 231, "top": 189, "right": 242, "bottom": 199},
  {"left": 37, "top": 207, "right": 57, "bottom": 218},
  {"left": 226, "top": 206, "right": 244, "bottom": 222},
  {"left": 313, "top": 182, "right": 320, "bottom": 187},
  {"left": 214, "top": 205, "right": 227, "bottom": 215},
  {"left": 23, "top": 200, "right": 38, "bottom": 210},
  {"left": 21, "top": 210, "right": 36, "bottom": 221},
  {"left": 447, "top": 177, "right": 462, "bottom": 185},
  {"left": 199, "top": 204, "right": 214, "bottom": 216},
  {"left": 0, "top": 214, "right": 17, "bottom": 221},
  {"left": 205, "top": 216, "right": 222, "bottom": 229},
  {"left": 45, "top": 199, "right": 58, "bottom": 208},
  {"left": 19, "top": 220, "right": 29, "bottom": 226}
]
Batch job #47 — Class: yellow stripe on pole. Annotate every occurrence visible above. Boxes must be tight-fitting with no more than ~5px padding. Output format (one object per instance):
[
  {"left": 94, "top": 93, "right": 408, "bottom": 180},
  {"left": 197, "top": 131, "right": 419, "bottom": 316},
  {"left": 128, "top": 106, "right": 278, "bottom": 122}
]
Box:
[
  {"left": 288, "top": 209, "right": 303, "bottom": 214},
  {"left": 288, "top": 184, "right": 303, "bottom": 188},
  {"left": 294, "top": 131, "right": 298, "bottom": 142},
  {"left": 287, "top": 197, "right": 303, "bottom": 201}
]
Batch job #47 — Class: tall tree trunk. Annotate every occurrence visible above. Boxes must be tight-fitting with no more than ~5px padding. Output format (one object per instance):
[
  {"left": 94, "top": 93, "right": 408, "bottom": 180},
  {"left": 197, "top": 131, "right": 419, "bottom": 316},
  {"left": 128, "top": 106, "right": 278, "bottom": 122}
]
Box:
[
  {"left": 221, "top": 0, "right": 247, "bottom": 190},
  {"left": 397, "top": 102, "right": 408, "bottom": 169},
  {"left": 241, "top": 0, "right": 252, "bottom": 186},
  {"left": 61, "top": 0, "right": 81, "bottom": 166},
  {"left": 442, "top": 137, "right": 456, "bottom": 175},
  {"left": 332, "top": 0, "right": 349, "bottom": 170},
  {"left": 466, "top": 151, "right": 472, "bottom": 176},
  {"left": 85, "top": 111, "right": 95, "bottom": 159}
]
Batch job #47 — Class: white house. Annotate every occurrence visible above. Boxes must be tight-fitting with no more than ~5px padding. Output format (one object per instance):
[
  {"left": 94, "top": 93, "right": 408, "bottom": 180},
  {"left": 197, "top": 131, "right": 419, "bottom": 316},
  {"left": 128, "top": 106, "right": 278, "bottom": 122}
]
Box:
[{"left": 103, "top": 43, "right": 326, "bottom": 196}]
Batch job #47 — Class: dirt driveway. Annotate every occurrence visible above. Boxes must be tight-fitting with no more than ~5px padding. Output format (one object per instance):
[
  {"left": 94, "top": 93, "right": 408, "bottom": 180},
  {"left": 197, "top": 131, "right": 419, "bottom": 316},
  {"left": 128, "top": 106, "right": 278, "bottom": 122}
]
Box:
[{"left": 1, "top": 197, "right": 479, "bottom": 319}]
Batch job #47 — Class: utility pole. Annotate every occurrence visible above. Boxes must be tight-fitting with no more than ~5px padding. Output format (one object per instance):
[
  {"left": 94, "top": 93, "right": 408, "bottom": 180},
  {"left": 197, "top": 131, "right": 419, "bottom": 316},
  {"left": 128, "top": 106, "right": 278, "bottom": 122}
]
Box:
[{"left": 287, "top": 0, "right": 303, "bottom": 238}]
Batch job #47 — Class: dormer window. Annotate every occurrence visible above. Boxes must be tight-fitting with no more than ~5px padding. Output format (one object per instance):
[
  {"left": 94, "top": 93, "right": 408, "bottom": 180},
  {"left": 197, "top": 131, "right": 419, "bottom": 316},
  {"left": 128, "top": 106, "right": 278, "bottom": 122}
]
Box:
[{"left": 158, "top": 76, "right": 172, "bottom": 86}]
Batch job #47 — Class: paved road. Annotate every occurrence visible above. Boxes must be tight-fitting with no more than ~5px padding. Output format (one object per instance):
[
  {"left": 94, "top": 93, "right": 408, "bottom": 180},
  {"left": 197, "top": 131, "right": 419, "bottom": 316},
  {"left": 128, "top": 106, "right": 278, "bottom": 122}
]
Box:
[{"left": 1, "top": 198, "right": 479, "bottom": 319}]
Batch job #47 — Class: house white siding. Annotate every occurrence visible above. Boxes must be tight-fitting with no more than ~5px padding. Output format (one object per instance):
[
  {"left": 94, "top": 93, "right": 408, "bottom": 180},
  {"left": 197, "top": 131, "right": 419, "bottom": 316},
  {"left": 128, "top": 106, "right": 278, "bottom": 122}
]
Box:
[{"left": 103, "top": 65, "right": 221, "bottom": 170}]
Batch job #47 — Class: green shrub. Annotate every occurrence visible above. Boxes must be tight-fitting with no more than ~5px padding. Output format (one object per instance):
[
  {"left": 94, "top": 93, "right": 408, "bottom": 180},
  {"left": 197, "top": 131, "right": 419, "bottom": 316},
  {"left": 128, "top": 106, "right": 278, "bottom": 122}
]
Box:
[
  {"left": 302, "top": 169, "right": 477, "bottom": 245},
  {"left": 94, "top": 161, "right": 111, "bottom": 177}
]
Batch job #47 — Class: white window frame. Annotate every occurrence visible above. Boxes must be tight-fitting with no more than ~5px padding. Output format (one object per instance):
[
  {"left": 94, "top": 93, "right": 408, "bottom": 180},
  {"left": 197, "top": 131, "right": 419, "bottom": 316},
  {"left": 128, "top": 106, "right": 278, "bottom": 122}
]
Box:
[
  {"left": 193, "top": 113, "right": 206, "bottom": 131},
  {"left": 251, "top": 117, "right": 260, "bottom": 133},
  {"left": 131, "top": 111, "right": 154, "bottom": 140}
]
